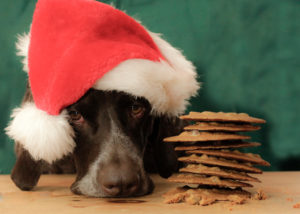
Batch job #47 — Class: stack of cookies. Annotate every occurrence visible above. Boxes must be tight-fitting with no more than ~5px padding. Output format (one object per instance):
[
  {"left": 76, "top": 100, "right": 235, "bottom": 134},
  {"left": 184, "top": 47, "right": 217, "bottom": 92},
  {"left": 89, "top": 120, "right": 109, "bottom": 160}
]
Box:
[{"left": 163, "top": 111, "right": 270, "bottom": 205}]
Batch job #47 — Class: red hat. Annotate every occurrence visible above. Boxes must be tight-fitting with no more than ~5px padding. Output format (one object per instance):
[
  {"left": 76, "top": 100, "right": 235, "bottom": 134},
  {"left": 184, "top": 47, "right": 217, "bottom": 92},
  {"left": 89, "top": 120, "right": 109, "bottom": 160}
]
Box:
[{"left": 6, "top": 0, "right": 199, "bottom": 163}]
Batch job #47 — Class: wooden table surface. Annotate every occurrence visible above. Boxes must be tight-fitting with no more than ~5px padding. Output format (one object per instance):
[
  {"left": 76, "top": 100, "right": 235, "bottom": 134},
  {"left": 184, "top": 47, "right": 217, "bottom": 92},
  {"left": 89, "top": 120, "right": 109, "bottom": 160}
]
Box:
[{"left": 0, "top": 172, "right": 299, "bottom": 214}]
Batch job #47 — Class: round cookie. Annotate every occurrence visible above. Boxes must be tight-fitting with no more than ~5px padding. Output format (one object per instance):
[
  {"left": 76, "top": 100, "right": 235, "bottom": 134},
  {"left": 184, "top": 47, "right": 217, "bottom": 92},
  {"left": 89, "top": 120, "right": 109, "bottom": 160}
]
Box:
[{"left": 180, "top": 111, "right": 266, "bottom": 124}]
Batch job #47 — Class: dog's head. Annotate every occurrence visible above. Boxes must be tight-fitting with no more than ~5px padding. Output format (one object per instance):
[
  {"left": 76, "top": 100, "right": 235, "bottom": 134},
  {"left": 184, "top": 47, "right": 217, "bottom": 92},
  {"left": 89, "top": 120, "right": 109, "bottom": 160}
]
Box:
[
  {"left": 7, "top": 0, "right": 200, "bottom": 198},
  {"left": 9, "top": 88, "right": 183, "bottom": 197},
  {"left": 65, "top": 89, "right": 182, "bottom": 197}
]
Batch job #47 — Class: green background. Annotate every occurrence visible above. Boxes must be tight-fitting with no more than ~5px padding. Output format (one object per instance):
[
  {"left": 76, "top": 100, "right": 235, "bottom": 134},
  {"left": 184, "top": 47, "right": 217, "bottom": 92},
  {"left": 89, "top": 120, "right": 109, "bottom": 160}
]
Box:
[{"left": 0, "top": 0, "right": 299, "bottom": 173}]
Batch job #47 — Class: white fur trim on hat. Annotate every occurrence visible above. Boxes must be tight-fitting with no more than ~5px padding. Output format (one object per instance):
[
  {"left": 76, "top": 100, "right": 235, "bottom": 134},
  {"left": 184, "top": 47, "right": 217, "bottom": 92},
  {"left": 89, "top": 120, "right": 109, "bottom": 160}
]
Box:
[
  {"left": 94, "top": 32, "right": 200, "bottom": 116},
  {"left": 5, "top": 103, "right": 75, "bottom": 163},
  {"left": 16, "top": 32, "right": 30, "bottom": 73}
]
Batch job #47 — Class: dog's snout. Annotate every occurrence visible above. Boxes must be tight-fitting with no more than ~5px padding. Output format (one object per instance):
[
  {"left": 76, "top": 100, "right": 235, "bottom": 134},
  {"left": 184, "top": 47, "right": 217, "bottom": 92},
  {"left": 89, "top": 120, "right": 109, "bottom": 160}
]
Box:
[{"left": 99, "top": 163, "right": 140, "bottom": 197}]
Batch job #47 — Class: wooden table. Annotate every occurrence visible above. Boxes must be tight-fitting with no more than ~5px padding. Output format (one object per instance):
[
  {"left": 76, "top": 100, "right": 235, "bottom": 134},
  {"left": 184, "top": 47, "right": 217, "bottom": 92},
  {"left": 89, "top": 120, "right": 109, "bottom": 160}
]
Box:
[{"left": 0, "top": 172, "right": 299, "bottom": 214}]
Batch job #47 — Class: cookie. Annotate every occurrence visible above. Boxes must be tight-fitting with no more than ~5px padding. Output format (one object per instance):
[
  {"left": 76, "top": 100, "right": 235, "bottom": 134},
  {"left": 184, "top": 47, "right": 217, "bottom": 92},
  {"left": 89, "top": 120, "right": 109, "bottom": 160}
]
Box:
[
  {"left": 184, "top": 122, "right": 260, "bottom": 132},
  {"left": 174, "top": 141, "right": 261, "bottom": 151},
  {"left": 178, "top": 154, "right": 262, "bottom": 173},
  {"left": 163, "top": 131, "right": 250, "bottom": 142},
  {"left": 163, "top": 186, "right": 251, "bottom": 205},
  {"left": 180, "top": 164, "right": 260, "bottom": 182},
  {"left": 168, "top": 173, "right": 252, "bottom": 188},
  {"left": 186, "top": 149, "right": 270, "bottom": 166},
  {"left": 180, "top": 111, "right": 266, "bottom": 124}
]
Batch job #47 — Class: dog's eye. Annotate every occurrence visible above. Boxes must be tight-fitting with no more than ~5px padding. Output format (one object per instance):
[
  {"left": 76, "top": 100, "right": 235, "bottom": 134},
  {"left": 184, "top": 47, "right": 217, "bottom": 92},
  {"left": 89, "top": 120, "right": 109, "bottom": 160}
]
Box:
[
  {"left": 69, "top": 110, "right": 82, "bottom": 121},
  {"left": 130, "top": 104, "right": 145, "bottom": 118}
]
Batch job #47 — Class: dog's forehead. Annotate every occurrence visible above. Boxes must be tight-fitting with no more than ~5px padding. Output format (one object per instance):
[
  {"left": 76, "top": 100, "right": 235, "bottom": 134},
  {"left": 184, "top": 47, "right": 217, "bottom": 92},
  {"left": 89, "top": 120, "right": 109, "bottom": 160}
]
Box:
[{"left": 71, "top": 89, "right": 150, "bottom": 109}]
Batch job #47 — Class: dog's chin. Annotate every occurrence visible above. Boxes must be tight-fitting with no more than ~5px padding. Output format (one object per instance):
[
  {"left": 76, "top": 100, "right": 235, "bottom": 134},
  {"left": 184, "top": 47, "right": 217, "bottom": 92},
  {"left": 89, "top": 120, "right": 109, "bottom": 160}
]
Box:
[
  {"left": 70, "top": 175, "right": 154, "bottom": 198},
  {"left": 131, "top": 175, "right": 154, "bottom": 198}
]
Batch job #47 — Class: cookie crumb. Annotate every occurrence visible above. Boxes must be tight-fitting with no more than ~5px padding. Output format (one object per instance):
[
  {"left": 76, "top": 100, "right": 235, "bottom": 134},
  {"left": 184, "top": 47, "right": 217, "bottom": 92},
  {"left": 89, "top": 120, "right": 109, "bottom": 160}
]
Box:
[
  {"left": 163, "top": 186, "right": 250, "bottom": 206},
  {"left": 229, "top": 195, "right": 247, "bottom": 204},
  {"left": 252, "top": 189, "right": 267, "bottom": 200},
  {"left": 293, "top": 202, "right": 300, "bottom": 208},
  {"left": 286, "top": 198, "right": 293, "bottom": 202}
]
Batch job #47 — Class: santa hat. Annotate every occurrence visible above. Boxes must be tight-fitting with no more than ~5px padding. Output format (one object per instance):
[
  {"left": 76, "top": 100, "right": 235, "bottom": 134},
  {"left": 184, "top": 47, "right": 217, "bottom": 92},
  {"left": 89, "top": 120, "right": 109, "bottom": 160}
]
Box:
[{"left": 6, "top": 0, "right": 199, "bottom": 163}]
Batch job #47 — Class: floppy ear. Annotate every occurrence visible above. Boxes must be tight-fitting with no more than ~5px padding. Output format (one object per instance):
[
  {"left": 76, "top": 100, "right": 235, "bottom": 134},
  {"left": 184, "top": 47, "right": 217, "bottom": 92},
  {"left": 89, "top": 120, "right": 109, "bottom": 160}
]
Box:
[
  {"left": 11, "top": 143, "right": 42, "bottom": 190},
  {"left": 149, "top": 115, "right": 186, "bottom": 178},
  {"left": 8, "top": 84, "right": 42, "bottom": 190}
]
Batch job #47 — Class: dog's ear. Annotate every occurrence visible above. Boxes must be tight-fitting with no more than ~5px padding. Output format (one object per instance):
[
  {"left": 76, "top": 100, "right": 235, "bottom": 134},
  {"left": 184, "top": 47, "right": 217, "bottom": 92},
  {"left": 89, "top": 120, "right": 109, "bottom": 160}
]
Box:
[
  {"left": 149, "top": 115, "right": 186, "bottom": 178},
  {"left": 11, "top": 143, "right": 42, "bottom": 191},
  {"left": 9, "top": 85, "right": 42, "bottom": 190}
]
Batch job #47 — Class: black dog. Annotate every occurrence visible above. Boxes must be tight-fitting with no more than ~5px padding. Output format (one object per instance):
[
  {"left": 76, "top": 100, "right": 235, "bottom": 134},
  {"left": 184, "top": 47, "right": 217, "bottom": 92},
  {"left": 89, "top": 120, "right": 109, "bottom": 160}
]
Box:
[{"left": 11, "top": 84, "right": 184, "bottom": 197}]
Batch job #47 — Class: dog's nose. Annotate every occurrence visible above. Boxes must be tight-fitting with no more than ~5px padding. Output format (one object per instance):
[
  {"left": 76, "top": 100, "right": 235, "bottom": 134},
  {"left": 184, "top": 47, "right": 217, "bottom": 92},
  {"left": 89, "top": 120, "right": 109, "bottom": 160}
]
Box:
[{"left": 99, "top": 164, "right": 140, "bottom": 197}]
